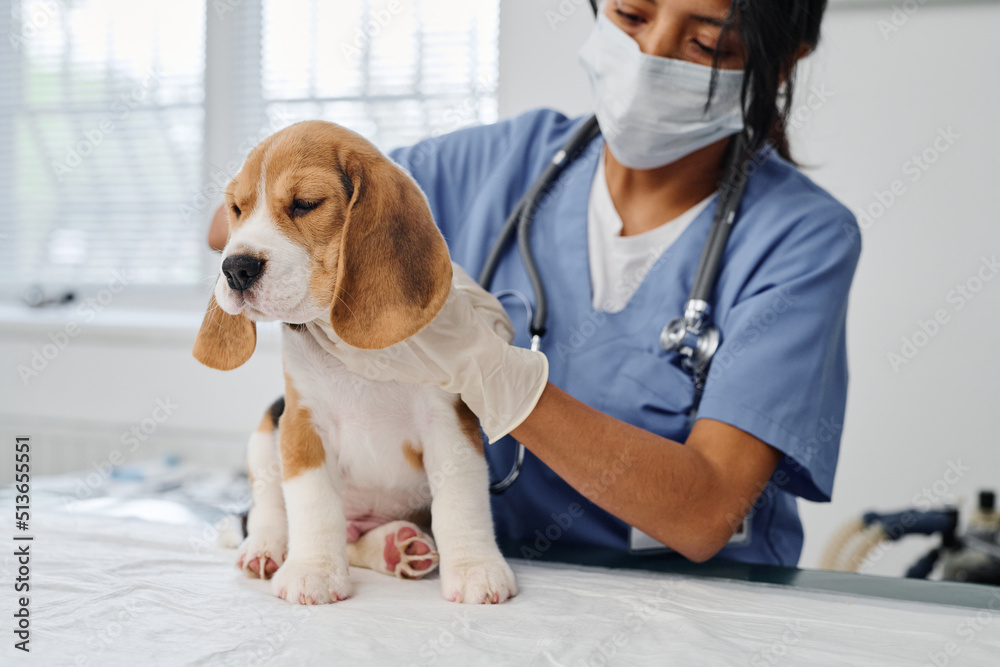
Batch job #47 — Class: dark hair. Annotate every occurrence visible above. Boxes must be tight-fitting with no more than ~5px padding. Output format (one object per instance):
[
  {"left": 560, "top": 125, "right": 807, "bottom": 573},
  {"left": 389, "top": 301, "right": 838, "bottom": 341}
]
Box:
[{"left": 714, "top": 0, "right": 828, "bottom": 163}]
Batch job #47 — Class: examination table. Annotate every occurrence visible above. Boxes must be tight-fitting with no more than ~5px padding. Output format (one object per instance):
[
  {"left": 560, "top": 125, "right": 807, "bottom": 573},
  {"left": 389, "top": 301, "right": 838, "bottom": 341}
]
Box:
[{"left": 3, "top": 467, "right": 998, "bottom": 666}]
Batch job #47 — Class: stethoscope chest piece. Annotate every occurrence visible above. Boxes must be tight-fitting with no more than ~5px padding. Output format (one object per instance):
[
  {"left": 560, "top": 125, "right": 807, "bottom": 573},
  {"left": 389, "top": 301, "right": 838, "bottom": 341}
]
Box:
[{"left": 660, "top": 298, "right": 720, "bottom": 394}]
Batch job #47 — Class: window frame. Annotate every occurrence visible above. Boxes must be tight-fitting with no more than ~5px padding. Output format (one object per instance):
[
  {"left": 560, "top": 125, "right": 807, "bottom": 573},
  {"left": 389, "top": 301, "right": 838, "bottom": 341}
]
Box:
[{"left": 2, "top": 0, "right": 501, "bottom": 315}]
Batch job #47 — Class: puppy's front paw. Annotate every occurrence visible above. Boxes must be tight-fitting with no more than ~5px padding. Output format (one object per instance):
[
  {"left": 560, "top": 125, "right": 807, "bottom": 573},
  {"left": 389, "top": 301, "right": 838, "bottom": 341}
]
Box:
[
  {"left": 271, "top": 558, "right": 352, "bottom": 604},
  {"left": 236, "top": 529, "right": 287, "bottom": 580},
  {"left": 441, "top": 556, "right": 516, "bottom": 604}
]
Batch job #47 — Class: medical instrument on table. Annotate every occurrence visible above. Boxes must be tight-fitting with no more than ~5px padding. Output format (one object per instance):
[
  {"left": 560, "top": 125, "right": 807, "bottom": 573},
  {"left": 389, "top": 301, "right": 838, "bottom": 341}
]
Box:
[
  {"left": 479, "top": 121, "right": 751, "bottom": 495},
  {"left": 821, "top": 490, "right": 1000, "bottom": 584},
  {"left": 22, "top": 284, "right": 75, "bottom": 308}
]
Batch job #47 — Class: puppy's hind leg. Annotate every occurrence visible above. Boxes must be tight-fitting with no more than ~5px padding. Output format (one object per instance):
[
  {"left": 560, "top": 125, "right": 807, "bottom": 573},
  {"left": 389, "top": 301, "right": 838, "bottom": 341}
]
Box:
[
  {"left": 347, "top": 520, "right": 439, "bottom": 579},
  {"left": 237, "top": 397, "right": 289, "bottom": 580}
]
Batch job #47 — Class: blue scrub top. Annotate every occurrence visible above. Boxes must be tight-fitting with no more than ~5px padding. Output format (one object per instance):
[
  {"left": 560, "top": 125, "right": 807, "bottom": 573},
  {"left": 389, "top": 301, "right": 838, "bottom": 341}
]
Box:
[{"left": 390, "top": 109, "right": 861, "bottom": 567}]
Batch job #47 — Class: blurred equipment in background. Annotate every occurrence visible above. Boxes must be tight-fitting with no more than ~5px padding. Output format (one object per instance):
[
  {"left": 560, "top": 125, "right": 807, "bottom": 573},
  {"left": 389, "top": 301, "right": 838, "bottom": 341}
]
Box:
[
  {"left": 22, "top": 284, "right": 75, "bottom": 308},
  {"left": 821, "top": 490, "right": 1000, "bottom": 585}
]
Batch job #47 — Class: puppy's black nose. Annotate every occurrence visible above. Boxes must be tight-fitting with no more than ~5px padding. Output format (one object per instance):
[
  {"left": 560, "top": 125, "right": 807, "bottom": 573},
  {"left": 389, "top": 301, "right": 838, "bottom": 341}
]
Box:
[{"left": 222, "top": 255, "right": 265, "bottom": 292}]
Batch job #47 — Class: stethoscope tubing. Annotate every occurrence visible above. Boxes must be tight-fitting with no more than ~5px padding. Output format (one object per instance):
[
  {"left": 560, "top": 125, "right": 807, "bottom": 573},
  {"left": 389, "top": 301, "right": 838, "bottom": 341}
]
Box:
[
  {"left": 478, "top": 115, "right": 602, "bottom": 338},
  {"left": 689, "top": 132, "right": 751, "bottom": 305},
  {"left": 479, "top": 116, "right": 601, "bottom": 494}
]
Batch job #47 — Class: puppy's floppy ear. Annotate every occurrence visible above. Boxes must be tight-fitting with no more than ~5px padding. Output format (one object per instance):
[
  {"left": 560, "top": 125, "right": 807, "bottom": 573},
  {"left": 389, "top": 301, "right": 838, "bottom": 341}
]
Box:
[
  {"left": 193, "top": 292, "right": 257, "bottom": 370},
  {"left": 328, "top": 158, "right": 452, "bottom": 350}
]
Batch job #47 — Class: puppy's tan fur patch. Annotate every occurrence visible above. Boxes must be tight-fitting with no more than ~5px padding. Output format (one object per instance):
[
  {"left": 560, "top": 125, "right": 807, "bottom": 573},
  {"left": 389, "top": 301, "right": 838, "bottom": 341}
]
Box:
[
  {"left": 456, "top": 399, "right": 484, "bottom": 457},
  {"left": 279, "top": 374, "right": 326, "bottom": 480},
  {"left": 402, "top": 440, "right": 424, "bottom": 471},
  {"left": 257, "top": 410, "right": 275, "bottom": 433}
]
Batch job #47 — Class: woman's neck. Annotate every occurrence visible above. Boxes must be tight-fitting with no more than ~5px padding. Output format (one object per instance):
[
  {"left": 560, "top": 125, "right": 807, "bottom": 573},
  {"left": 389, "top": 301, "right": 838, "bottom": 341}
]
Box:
[{"left": 603, "top": 136, "right": 731, "bottom": 236}]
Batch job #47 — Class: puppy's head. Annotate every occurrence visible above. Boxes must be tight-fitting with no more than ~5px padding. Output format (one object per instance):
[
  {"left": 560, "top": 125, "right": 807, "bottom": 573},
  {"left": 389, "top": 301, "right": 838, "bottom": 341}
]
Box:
[{"left": 193, "top": 120, "right": 452, "bottom": 370}]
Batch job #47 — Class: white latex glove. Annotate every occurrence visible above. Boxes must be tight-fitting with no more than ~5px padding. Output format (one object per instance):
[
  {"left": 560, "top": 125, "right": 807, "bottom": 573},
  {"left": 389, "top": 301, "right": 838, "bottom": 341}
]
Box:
[
  {"left": 306, "top": 263, "right": 548, "bottom": 443},
  {"left": 451, "top": 262, "right": 516, "bottom": 345}
]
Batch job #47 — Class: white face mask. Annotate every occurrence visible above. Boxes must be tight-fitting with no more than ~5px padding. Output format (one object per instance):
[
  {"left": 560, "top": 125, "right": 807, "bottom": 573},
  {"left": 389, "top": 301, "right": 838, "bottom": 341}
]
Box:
[{"left": 578, "top": 12, "right": 745, "bottom": 170}]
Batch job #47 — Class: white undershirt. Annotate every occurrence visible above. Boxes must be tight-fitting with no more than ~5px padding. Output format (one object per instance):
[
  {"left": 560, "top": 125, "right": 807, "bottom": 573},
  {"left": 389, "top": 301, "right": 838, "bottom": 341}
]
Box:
[{"left": 588, "top": 152, "right": 716, "bottom": 313}]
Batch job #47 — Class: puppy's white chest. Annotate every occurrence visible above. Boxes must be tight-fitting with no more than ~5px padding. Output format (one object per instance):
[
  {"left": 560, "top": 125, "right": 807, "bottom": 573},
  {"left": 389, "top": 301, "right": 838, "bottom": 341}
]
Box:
[{"left": 281, "top": 328, "right": 445, "bottom": 489}]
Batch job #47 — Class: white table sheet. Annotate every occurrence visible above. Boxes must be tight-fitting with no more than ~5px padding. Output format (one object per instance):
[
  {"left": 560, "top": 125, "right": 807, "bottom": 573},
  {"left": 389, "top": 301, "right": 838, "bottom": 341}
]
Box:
[{"left": 3, "top": 503, "right": 1000, "bottom": 667}]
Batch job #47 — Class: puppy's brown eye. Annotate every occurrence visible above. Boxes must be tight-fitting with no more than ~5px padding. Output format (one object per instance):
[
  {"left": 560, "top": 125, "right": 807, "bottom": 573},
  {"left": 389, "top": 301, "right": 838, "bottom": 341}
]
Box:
[
  {"left": 231, "top": 204, "right": 241, "bottom": 218},
  {"left": 290, "top": 198, "right": 322, "bottom": 219}
]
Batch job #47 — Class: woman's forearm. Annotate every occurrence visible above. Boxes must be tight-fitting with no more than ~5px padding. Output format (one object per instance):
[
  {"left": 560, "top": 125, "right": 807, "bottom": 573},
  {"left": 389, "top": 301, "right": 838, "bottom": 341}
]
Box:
[{"left": 509, "top": 382, "right": 781, "bottom": 562}]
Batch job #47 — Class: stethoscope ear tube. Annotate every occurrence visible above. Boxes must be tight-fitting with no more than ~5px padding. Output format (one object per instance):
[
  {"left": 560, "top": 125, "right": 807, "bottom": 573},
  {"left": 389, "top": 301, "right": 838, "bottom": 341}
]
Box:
[
  {"left": 478, "top": 115, "right": 601, "bottom": 296},
  {"left": 688, "top": 132, "right": 751, "bottom": 305}
]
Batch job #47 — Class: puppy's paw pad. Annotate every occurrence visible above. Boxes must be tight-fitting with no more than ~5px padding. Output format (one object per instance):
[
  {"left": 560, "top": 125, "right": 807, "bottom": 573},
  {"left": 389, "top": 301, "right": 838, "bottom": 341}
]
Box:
[
  {"left": 237, "top": 532, "right": 288, "bottom": 580},
  {"left": 270, "top": 558, "right": 351, "bottom": 605},
  {"left": 441, "top": 557, "right": 516, "bottom": 604},
  {"left": 382, "top": 523, "right": 439, "bottom": 579}
]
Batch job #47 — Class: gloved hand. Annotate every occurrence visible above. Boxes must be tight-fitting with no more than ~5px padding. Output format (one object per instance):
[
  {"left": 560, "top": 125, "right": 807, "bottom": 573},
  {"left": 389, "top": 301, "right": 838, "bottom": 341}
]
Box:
[{"left": 306, "top": 263, "right": 548, "bottom": 443}]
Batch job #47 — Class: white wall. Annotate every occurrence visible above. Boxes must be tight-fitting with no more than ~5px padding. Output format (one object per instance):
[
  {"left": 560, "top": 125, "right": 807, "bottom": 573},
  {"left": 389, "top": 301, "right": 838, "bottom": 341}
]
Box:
[
  {"left": 784, "top": 3, "right": 1000, "bottom": 574},
  {"left": 2, "top": 0, "right": 998, "bottom": 577}
]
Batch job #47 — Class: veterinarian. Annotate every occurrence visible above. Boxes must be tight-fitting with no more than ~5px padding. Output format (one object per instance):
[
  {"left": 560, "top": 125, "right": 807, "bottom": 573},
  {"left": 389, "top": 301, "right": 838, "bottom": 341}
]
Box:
[{"left": 208, "top": 0, "right": 859, "bottom": 567}]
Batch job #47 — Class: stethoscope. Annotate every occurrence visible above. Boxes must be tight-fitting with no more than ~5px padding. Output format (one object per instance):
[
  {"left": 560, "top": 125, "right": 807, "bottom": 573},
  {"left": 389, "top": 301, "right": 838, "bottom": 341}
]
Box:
[{"left": 479, "top": 116, "right": 752, "bottom": 494}]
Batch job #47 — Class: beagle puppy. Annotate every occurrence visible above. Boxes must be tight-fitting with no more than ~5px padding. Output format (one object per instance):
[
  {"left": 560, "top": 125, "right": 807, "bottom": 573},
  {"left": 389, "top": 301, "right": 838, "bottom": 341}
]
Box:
[{"left": 194, "top": 120, "right": 516, "bottom": 605}]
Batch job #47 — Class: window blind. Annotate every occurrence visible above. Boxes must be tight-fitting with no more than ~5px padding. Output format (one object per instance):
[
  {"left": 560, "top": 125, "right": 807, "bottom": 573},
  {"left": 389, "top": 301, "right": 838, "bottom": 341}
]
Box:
[
  {"left": 0, "top": 0, "right": 499, "bottom": 292},
  {"left": 0, "top": 0, "right": 207, "bottom": 288},
  {"left": 242, "top": 0, "right": 499, "bottom": 157}
]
